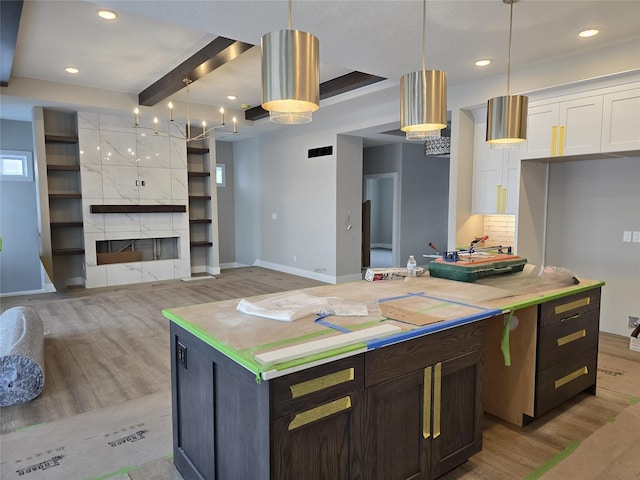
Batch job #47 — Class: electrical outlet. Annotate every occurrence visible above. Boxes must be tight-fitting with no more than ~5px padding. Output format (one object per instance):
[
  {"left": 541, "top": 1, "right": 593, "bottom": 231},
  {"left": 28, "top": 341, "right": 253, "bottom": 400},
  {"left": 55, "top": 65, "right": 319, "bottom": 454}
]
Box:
[
  {"left": 633, "top": 231, "right": 640, "bottom": 243},
  {"left": 293, "top": 255, "right": 297, "bottom": 262},
  {"left": 177, "top": 341, "right": 187, "bottom": 369},
  {"left": 623, "top": 231, "right": 632, "bottom": 242},
  {"left": 630, "top": 316, "right": 640, "bottom": 329},
  {"left": 272, "top": 213, "right": 277, "bottom": 220}
]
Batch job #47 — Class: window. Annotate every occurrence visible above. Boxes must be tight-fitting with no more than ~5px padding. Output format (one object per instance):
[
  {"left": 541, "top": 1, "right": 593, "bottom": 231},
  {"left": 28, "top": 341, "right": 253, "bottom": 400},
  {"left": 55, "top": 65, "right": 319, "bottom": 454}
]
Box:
[
  {"left": 216, "top": 164, "right": 226, "bottom": 187},
  {"left": 1, "top": 150, "right": 33, "bottom": 181}
]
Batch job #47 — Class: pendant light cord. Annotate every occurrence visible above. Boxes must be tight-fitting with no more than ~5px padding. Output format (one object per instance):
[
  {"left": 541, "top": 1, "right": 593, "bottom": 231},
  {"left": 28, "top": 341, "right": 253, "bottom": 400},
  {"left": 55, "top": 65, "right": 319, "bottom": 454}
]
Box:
[
  {"left": 288, "top": 0, "right": 292, "bottom": 30},
  {"left": 507, "top": 0, "right": 513, "bottom": 96},
  {"left": 421, "top": 0, "right": 427, "bottom": 73}
]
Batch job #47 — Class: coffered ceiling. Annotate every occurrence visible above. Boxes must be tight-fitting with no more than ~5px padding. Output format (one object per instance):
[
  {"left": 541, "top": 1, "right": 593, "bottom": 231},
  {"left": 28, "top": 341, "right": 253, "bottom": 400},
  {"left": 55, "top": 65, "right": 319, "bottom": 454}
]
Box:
[{"left": 2, "top": 0, "right": 640, "bottom": 143}]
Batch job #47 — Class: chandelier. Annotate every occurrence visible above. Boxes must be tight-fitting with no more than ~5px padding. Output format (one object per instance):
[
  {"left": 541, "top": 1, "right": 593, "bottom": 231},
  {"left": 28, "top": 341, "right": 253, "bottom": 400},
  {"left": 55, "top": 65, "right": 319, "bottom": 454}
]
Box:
[{"left": 134, "top": 78, "right": 237, "bottom": 142}]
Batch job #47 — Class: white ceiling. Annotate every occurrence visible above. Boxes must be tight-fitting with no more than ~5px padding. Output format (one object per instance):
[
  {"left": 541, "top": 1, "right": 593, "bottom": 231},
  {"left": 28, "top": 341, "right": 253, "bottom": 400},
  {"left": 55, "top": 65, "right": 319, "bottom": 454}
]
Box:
[{"left": 3, "top": 0, "right": 640, "bottom": 144}]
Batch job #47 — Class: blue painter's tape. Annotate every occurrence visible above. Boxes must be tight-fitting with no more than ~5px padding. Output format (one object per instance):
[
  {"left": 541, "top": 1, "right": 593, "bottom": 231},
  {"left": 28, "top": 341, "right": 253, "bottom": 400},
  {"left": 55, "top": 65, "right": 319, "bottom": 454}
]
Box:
[
  {"left": 315, "top": 315, "right": 352, "bottom": 333},
  {"left": 366, "top": 308, "right": 502, "bottom": 349},
  {"left": 377, "top": 292, "right": 425, "bottom": 303},
  {"left": 379, "top": 291, "right": 495, "bottom": 312}
]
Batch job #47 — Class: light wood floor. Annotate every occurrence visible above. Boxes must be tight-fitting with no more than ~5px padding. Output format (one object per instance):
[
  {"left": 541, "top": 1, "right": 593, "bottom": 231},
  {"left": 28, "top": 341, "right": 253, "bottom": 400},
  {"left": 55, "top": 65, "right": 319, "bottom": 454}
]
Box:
[{"left": 1, "top": 267, "right": 638, "bottom": 479}]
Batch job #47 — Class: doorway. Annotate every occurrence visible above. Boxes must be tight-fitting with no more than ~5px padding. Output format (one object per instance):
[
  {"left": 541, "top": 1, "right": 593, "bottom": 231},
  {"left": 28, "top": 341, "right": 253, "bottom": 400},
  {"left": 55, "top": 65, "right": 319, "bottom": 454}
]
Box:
[{"left": 363, "top": 173, "right": 398, "bottom": 268}]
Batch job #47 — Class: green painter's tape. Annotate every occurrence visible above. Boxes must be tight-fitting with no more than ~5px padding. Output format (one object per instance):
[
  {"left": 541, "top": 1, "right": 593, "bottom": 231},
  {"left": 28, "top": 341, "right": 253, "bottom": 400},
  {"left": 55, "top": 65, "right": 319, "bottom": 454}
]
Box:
[
  {"left": 16, "top": 422, "right": 47, "bottom": 432},
  {"left": 524, "top": 441, "right": 581, "bottom": 480},
  {"left": 164, "top": 309, "right": 262, "bottom": 376},
  {"left": 500, "top": 282, "right": 605, "bottom": 313},
  {"left": 349, "top": 319, "right": 389, "bottom": 330},
  {"left": 243, "top": 330, "right": 334, "bottom": 354},
  {"left": 89, "top": 465, "right": 138, "bottom": 480},
  {"left": 501, "top": 311, "right": 512, "bottom": 367}
]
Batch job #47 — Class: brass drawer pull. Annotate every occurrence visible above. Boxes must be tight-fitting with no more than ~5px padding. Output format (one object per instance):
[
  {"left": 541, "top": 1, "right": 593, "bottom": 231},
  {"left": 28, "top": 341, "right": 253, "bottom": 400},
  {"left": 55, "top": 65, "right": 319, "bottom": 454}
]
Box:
[
  {"left": 560, "top": 313, "right": 581, "bottom": 323},
  {"left": 433, "top": 362, "right": 442, "bottom": 439},
  {"left": 554, "top": 297, "right": 590, "bottom": 315},
  {"left": 423, "top": 366, "right": 432, "bottom": 439},
  {"left": 554, "top": 366, "right": 588, "bottom": 389},
  {"left": 289, "top": 368, "right": 354, "bottom": 399},
  {"left": 557, "top": 329, "right": 586, "bottom": 347},
  {"left": 288, "top": 396, "right": 351, "bottom": 431}
]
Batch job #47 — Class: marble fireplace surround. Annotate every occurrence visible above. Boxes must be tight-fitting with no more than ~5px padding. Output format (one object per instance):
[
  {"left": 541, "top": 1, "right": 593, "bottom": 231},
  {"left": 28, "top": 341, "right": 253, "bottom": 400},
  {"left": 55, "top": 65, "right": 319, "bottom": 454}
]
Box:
[{"left": 78, "top": 111, "right": 191, "bottom": 288}]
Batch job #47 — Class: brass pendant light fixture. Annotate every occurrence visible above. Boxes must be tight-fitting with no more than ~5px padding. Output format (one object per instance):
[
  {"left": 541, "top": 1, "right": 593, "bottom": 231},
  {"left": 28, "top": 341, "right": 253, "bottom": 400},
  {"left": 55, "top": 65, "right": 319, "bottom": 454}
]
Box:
[
  {"left": 486, "top": 0, "right": 528, "bottom": 145},
  {"left": 400, "top": 0, "right": 447, "bottom": 141},
  {"left": 261, "top": 0, "right": 319, "bottom": 124}
]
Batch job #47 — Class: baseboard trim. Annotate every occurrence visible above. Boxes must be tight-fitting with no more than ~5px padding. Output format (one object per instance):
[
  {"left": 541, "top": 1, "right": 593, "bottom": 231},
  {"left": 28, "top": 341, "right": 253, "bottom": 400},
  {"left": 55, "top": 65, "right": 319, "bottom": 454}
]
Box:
[{"left": 253, "top": 260, "right": 336, "bottom": 284}]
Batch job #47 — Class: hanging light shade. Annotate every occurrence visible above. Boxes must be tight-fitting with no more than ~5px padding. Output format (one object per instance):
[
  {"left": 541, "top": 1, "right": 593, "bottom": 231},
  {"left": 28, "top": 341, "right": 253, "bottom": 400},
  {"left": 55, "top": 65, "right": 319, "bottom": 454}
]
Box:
[
  {"left": 486, "top": 94, "right": 528, "bottom": 144},
  {"left": 261, "top": 1, "right": 319, "bottom": 124},
  {"left": 400, "top": 69, "right": 447, "bottom": 140},
  {"left": 400, "top": 0, "right": 447, "bottom": 141},
  {"left": 486, "top": 0, "right": 528, "bottom": 145}
]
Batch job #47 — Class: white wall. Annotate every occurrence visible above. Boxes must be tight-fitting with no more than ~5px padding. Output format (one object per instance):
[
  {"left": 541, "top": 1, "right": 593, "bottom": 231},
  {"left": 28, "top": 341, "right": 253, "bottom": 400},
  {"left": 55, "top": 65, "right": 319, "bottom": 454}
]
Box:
[
  {"left": 216, "top": 141, "right": 236, "bottom": 266},
  {"left": 336, "top": 135, "right": 364, "bottom": 282},
  {"left": 0, "top": 120, "right": 42, "bottom": 295},
  {"left": 545, "top": 156, "right": 640, "bottom": 336}
]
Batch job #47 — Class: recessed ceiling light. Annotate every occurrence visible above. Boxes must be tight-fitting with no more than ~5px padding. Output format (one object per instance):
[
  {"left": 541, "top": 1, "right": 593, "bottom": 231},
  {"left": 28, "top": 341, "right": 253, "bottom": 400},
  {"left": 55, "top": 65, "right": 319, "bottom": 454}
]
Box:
[
  {"left": 579, "top": 28, "right": 599, "bottom": 38},
  {"left": 98, "top": 10, "right": 117, "bottom": 20},
  {"left": 65, "top": 66, "right": 80, "bottom": 74},
  {"left": 227, "top": 95, "right": 238, "bottom": 101},
  {"left": 241, "top": 104, "right": 250, "bottom": 110},
  {"left": 474, "top": 59, "right": 491, "bottom": 67}
]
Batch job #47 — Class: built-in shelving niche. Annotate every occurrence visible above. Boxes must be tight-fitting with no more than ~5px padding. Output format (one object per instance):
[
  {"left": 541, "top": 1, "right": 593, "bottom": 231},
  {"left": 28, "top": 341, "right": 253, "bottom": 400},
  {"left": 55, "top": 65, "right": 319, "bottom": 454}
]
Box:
[
  {"left": 44, "top": 109, "right": 85, "bottom": 289},
  {"left": 187, "top": 138, "right": 215, "bottom": 272},
  {"left": 96, "top": 237, "right": 179, "bottom": 265}
]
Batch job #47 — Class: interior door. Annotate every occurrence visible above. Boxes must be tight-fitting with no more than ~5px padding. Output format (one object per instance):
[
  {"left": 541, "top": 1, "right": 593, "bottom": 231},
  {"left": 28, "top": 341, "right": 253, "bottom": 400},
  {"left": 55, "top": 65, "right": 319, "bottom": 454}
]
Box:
[{"left": 362, "top": 199, "right": 371, "bottom": 267}]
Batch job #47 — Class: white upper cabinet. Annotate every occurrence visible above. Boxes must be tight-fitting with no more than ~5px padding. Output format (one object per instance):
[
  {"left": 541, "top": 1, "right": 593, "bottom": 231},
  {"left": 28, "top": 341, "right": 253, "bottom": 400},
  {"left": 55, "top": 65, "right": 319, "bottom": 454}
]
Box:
[
  {"left": 601, "top": 88, "right": 640, "bottom": 153},
  {"left": 472, "top": 108, "right": 521, "bottom": 215},
  {"left": 521, "top": 95, "right": 603, "bottom": 159}
]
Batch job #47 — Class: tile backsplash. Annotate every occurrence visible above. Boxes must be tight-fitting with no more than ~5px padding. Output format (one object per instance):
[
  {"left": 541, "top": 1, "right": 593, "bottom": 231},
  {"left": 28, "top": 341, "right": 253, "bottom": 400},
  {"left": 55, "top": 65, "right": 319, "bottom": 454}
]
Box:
[{"left": 483, "top": 215, "right": 515, "bottom": 247}]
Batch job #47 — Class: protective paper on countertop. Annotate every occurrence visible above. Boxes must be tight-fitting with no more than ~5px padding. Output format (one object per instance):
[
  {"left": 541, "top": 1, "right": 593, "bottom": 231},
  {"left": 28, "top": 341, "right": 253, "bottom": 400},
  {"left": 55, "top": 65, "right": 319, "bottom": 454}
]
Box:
[{"left": 236, "top": 291, "right": 371, "bottom": 322}]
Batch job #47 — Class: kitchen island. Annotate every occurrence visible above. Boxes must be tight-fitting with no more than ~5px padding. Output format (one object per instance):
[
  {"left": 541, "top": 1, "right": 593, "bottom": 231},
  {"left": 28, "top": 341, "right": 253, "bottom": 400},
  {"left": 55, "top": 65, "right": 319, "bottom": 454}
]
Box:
[{"left": 163, "top": 271, "right": 603, "bottom": 480}]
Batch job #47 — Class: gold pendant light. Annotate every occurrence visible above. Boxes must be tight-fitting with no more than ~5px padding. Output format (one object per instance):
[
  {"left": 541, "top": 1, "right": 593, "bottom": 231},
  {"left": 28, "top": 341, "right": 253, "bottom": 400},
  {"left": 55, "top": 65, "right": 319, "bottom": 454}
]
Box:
[
  {"left": 486, "top": 0, "right": 528, "bottom": 145},
  {"left": 400, "top": 0, "right": 447, "bottom": 141},
  {"left": 261, "top": 0, "right": 319, "bottom": 124}
]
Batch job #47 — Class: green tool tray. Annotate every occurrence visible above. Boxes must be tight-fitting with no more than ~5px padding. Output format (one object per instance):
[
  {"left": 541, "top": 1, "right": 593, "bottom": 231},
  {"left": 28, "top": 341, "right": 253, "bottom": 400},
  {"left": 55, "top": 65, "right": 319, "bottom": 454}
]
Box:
[{"left": 428, "top": 257, "right": 527, "bottom": 283}]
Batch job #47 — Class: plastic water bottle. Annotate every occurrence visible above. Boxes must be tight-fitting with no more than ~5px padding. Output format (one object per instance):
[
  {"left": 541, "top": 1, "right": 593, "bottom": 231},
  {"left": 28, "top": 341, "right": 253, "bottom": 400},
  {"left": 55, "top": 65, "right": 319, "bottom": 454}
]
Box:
[{"left": 407, "top": 255, "right": 417, "bottom": 277}]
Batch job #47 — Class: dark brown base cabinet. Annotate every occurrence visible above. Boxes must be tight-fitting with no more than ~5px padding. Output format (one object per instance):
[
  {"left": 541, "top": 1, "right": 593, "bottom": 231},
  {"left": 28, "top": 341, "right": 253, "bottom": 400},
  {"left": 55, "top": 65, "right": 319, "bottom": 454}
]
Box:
[{"left": 170, "top": 321, "right": 485, "bottom": 480}]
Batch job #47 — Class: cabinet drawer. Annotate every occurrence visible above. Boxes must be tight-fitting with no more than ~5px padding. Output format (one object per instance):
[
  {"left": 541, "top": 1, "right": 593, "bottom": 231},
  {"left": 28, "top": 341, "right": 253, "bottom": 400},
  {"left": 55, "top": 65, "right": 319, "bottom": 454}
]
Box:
[
  {"left": 539, "top": 288, "right": 601, "bottom": 328},
  {"left": 535, "top": 347, "right": 597, "bottom": 417},
  {"left": 537, "top": 308, "right": 600, "bottom": 371},
  {"left": 365, "top": 321, "right": 485, "bottom": 386},
  {"left": 271, "top": 355, "right": 364, "bottom": 419}
]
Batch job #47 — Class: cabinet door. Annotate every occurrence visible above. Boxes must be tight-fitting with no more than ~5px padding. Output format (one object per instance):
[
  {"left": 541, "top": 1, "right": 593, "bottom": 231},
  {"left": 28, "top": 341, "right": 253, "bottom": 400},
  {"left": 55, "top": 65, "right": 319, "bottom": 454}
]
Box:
[
  {"left": 359, "top": 369, "right": 430, "bottom": 480},
  {"left": 272, "top": 393, "right": 358, "bottom": 480},
  {"left": 472, "top": 118, "right": 520, "bottom": 215},
  {"left": 472, "top": 119, "right": 506, "bottom": 215},
  {"left": 559, "top": 96, "right": 603, "bottom": 156},
  {"left": 430, "top": 350, "right": 483, "bottom": 479},
  {"left": 521, "top": 102, "right": 559, "bottom": 159},
  {"left": 601, "top": 88, "right": 640, "bottom": 152},
  {"left": 502, "top": 149, "right": 520, "bottom": 215},
  {"left": 522, "top": 96, "right": 603, "bottom": 159}
]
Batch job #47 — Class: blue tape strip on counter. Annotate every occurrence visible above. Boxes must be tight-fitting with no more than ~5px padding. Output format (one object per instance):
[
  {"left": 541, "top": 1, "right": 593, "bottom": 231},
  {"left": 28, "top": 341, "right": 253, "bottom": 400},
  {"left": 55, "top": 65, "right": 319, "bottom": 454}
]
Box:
[
  {"left": 314, "top": 315, "right": 353, "bottom": 333},
  {"left": 378, "top": 291, "right": 494, "bottom": 311},
  {"left": 366, "top": 308, "right": 502, "bottom": 349}
]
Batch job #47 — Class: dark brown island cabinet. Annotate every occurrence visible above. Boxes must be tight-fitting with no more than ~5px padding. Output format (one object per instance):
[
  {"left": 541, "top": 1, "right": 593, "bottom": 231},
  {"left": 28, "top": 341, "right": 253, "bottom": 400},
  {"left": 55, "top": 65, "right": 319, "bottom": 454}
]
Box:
[
  {"left": 167, "top": 277, "right": 603, "bottom": 479},
  {"left": 170, "top": 319, "right": 484, "bottom": 480}
]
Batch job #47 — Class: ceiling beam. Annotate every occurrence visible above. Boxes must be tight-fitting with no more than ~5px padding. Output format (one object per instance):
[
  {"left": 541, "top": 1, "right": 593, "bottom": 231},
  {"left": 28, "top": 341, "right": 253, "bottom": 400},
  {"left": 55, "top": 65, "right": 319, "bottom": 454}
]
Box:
[
  {"left": 138, "top": 36, "right": 253, "bottom": 106},
  {"left": 1, "top": 0, "right": 24, "bottom": 87},
  {"left": 244, "top": 71, "right": 386, "bottom": 122}
]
